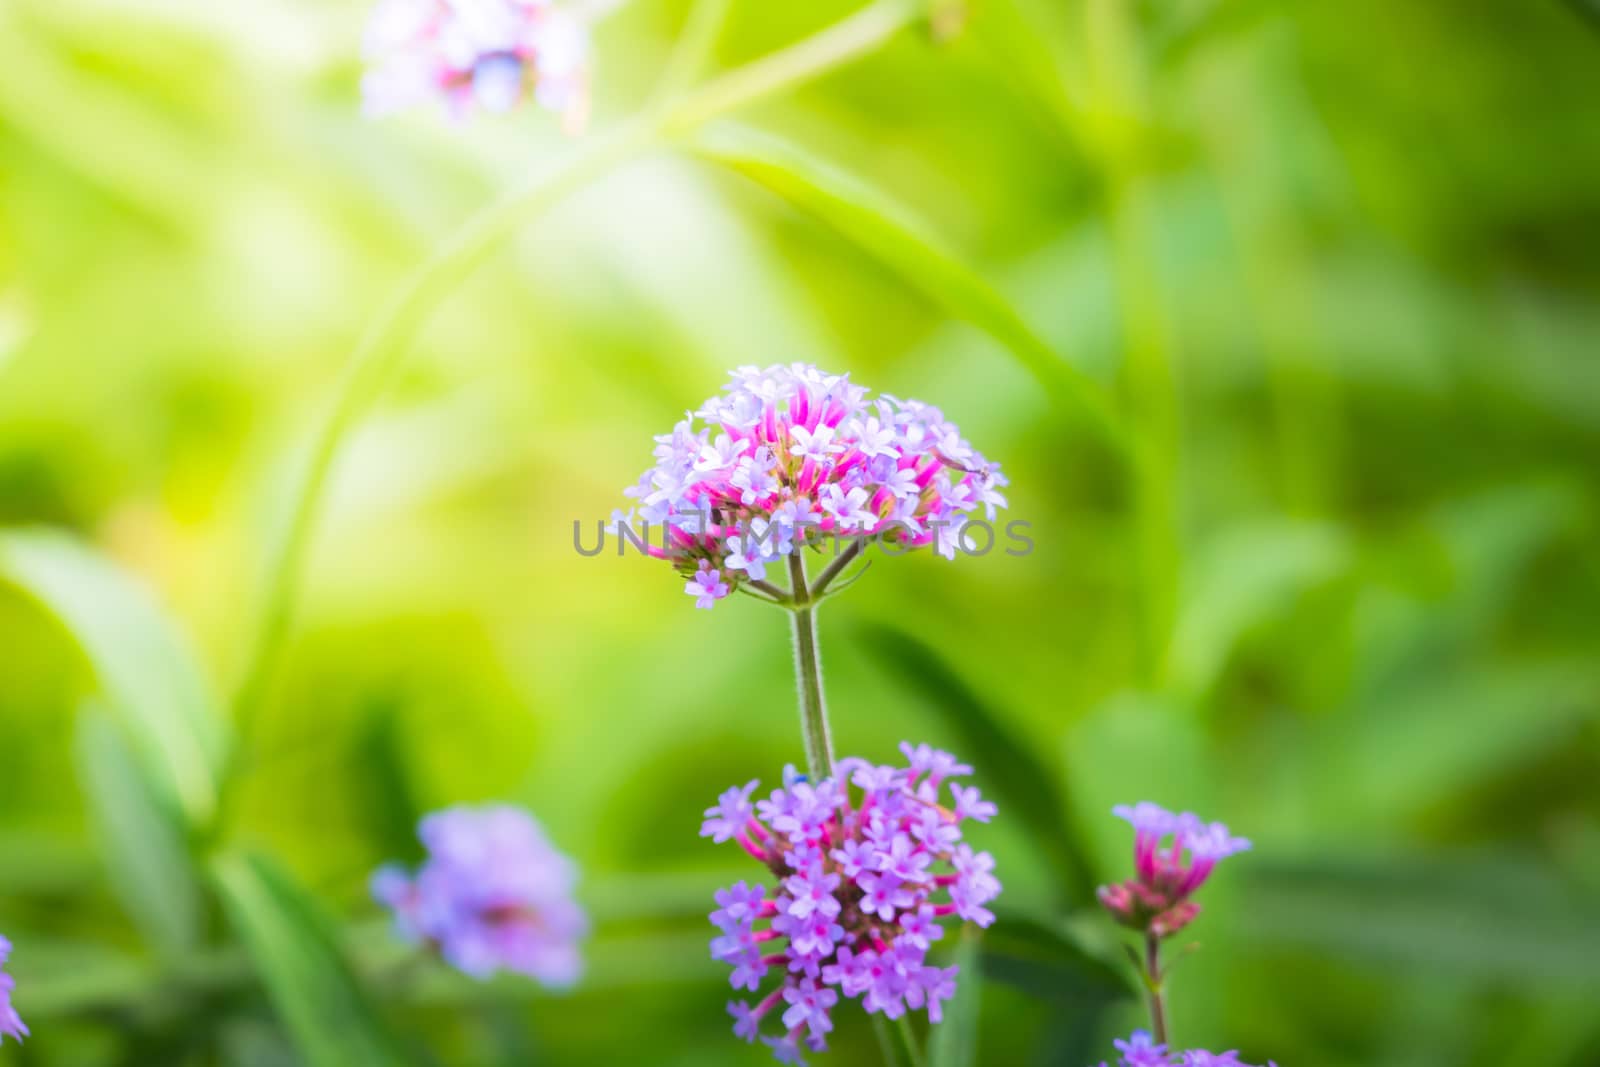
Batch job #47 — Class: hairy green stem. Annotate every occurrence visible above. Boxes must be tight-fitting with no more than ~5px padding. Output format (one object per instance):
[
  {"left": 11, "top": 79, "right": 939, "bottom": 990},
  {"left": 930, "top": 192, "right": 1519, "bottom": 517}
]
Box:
[
  {"left": 787, "top": 552, "right": 835, "bottom": 780},
  {"left": 227, "top": 0, "right": 927, "bottom": 792}
]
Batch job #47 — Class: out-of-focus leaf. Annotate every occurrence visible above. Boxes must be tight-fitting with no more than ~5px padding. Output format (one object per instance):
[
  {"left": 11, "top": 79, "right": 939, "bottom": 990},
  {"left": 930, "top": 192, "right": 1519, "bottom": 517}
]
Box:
[
  {"left": 928, "top": 926, "right": 983, "bottom": 1067},
  {"left": 693, "top": 127, "right": 1125, "bottom": 448},
  {"left": 1165, "top": 520, "right": 1350, "bottom": 698},
  {"left": 979, "top": 912, "right": 1133, "bottom": 1002},
  {"left": 1239, "top": 854, "right": 1600, "bottom": 984},
  {"left": 1156, "top": 0, "right": 1278, "bottom": 70},
  {"left": 859, "top": 623, "right": 1100, "bottom": 904},
  {"left": 213, "top": 852, "right": 406, "bottom": 1067},
  {"left": 971, "top": 0, "right": 1085, "bottom": 143},
  {"left": 0, "top": 528, "right": 229, "bottom": 825},
  {"left": 352, "top": 699, "right": 424, "bottom": 863},
  {"left": 1318, "top": 657, "right": 1600, "bottom": 827},
  {"left": 75, "top": 704, "right": 202, "bottom": 955},
  {"left": 1564, "top": 0, "right": 1600, "bottom": 34}
]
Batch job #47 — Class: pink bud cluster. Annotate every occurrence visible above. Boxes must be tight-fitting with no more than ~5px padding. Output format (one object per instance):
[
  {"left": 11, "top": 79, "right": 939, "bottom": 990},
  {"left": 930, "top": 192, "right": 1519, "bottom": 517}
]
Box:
[
  {"left": 1097, "top": 803, "right": 1251, "bottom": 938},
  {"left": 700, "top": 744, "right": 1002, "bottom": 1064},
  {"left": 361, "top": 0, "right": 589, "bottom": 127},
  {"left": 618, "top": 364, "right": 1007, "bottom": 610}
]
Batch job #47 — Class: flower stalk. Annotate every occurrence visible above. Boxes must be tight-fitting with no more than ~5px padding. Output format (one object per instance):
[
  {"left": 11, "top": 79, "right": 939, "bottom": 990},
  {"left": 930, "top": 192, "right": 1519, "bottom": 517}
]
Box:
[
  {"left": 1142, "top": 930, "right": 1168, "bottom": 1046},
  {"left": 787, "top": 551, "right": 836, "bottom": 781}
]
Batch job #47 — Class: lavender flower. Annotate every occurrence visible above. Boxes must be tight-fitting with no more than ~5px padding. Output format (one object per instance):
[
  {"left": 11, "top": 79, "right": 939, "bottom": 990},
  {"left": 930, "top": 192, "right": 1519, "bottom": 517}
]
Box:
[
  {"left": 1090, "top": 1033, "right": 1276, "bottom": 1067},
  {"left": 619, "top": 364, "right": 1008, "bottom": 609},
  {"left": 372, "top": 804, "right": 587, "bottom": 985},
  {"left": 362, "top": 0, "right": 590, "bottom": 127},
  {"left": 702, "top": 744, "right": 1001, "bottom": 1061},
  {"left": 1097, "top": 803, "right": 1250, "bottom": 938},
  {"left": 0, "top": 935, "right": 26, "bottom": 1045}
]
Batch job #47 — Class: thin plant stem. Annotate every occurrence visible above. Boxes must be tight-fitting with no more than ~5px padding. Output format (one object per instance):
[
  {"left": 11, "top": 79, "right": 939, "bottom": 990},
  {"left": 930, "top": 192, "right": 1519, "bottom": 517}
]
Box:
[
  {"left": 226, "top": 0, "right": 928, "bottom": 797},
  {"left": 809, "top": 537, "right": 864, "bottom": 596},
  {"left": 1144, "top": 930, "right": 1169, "bottom": 1046},
  {"left": 894, "top": 1014, "right": 927, "bottom": 1067},
  {"left": 747, "top": 577, "right": 790, "bottom": 602},
  {"left": 787, "top": 551, "right": 835, "bottom": 780}
]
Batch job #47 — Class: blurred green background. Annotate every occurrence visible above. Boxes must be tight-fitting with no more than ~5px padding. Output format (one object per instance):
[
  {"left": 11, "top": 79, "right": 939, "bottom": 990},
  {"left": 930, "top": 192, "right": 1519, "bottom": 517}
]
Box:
[{"left": 3, "top": 0, "right": 1599, "bottom": 1064}]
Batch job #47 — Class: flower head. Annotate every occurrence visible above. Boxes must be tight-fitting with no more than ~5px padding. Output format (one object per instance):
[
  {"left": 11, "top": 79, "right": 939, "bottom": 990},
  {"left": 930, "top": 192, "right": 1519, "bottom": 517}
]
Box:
[
  {"left": 372, "top": 804, "right": 587, "bottom": 984},
  {"left": 620, "top": 364, "right": 1007, "bottom": 609},
  {"left": 1090, "top": 1034, "right": 1274, "bottom": 1067},
  {"left": 0, "top": 935, "right": 27, "bottom": 1045},
  {"left": 1115, "top": 1030, "right": 1171, "bottom": 1067},
  {"left": 362, "top": 0, "right": 590, "bottom": 128},
  {"left": 707, "top": 743, "right": 1001, "bottom": 1060},
  {"left": 1097, "top": 803, "right": 1250, "bottom": 938}
]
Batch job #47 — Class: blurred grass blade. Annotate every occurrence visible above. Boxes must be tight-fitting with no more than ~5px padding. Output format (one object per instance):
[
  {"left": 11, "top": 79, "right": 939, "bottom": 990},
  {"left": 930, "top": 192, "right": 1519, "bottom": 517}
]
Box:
[
  {"left": 213, "top": 852, "right": 406, "bottom": 1067},
  {"left": 0, "top": 528, "right": 229, "bottom": 826},
  {"left": 927, "top": 926, "right": 983, "bottom": 1067},
  {"left": 979, "top": 912, "right": 1132, "bottom": 1002},
  {"left": 694, "top": 127, "right": 1124, "bottom": 448},
  {"left": 859, "top": 623, "right": 1100, "bottom": 904},
  {"left": 75, "top": 705, "right": 203, "bottom": 955}
]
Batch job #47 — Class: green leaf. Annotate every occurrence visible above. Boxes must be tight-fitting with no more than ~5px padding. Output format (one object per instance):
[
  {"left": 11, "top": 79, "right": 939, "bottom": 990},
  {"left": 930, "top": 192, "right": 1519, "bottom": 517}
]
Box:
[
  {"left": 979, "top": 912, "right": 1133, "bottom": 1003},
  {"left": 1165, "top": 519, "right": 1350, "bottom": 698},
  {"left": 693, "top": 127, "right": 1125, "bottom": 449},
  {"left": 213, "top": 852, "right": 407, "bottom": 1067},
  {"left": 1316, "top": 657, "right": 1600, "bottom": 828},
  {"left": 858, "top": 623, "right": 1100, "bottom": 904},
  {"left": 74, "top": 704, "right": 203, "bottom": 955},
  {"left": 927, "top": 926, "right": 983, "bottom": 1067},
  {"left": 0, "top": 528, "right": 229, "bottom": 826},
  {"left": 1239, "top": 854, "right": 1600, "bottom": 984}
]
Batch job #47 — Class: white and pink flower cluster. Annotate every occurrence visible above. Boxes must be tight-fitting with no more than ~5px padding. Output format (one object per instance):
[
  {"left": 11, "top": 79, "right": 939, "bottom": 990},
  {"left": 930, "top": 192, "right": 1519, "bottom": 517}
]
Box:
[
  {"left": 361, "top": 0, "right": 589, "bottom": 126},
  {"left": 619, "top": 364, "right": 1008, "bottom": 611},
  {"left": 701, "top": 743, "right": 1001, "bottom": 1064},
  {"left": 1097, "top": 802, "right": 1251, "bottom": 939}
]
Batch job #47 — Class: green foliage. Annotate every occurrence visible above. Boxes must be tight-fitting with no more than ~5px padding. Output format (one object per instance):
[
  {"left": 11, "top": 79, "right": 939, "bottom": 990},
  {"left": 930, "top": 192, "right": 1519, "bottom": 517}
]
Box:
[
  {"left": 861, "top": 623, "right": 1101, "bottom": 905},
  {"left": 1, "top": 0, "right": 1598, "bottom": 1064},
  {"left": 74, "top": 705, "right": 204, "bottom": 956},
  {"left": 0, "top": 529, "right": 228, "bottom": 826},
  {"left": 213, "top": 853, "right": 408, "bottom": 1067},
  {"left": 925, "top": 927, "right": 983, "bottom": 1067},
  {"left": 695, "top": 126, "right": 1124, "bottom": 445}
]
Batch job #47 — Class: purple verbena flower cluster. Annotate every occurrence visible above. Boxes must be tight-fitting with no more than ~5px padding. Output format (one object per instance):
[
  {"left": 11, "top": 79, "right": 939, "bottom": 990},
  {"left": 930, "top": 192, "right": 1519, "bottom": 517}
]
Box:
[
  {"left": 1097, "top": 802, "right": 1251, "bottom": 938},
  {"left": 1093, "top": 1030, "right": 1277, "bottom": 1067},
  {"left": 372, "top": 804, "right": 587, "bottom": 985},
  {"left": 0, "top": 935, "right": 26, "bottom": 1045},
  {"left": 701, "top": 743, "right": 1002, "bottom": 1063},
  {"left": 362, "top": 0, "right": 589, "bottom": 127},
  {"left": 618, "top": 364, "right": 1007, "bottom": 610}
]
